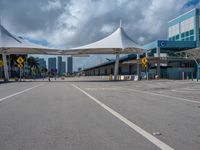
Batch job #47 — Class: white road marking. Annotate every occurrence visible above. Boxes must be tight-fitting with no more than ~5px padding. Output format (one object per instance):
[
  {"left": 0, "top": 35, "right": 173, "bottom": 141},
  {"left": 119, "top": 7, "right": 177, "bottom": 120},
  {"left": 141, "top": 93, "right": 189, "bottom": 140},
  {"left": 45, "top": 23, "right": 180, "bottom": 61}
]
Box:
[
  {"left": 0, "top": 83, "right": 44, "bottom": 102},
  {"left": 170, "top": 89, "right": 186, "bottom": 93},
  {"left": 171, "top": 88, "right": 200, "bottom": 92},
  {"left": 183, "top": 88, "right": 200, "bottom": 91},
  {"left": 86, "top": 87, "right": 118, "bottom": 91},
  {"left": 72, "top": 84, "right": 174, "bottom": 150},
  {"left": 111, "top": 85, "right": 200, "bottom": 104}
]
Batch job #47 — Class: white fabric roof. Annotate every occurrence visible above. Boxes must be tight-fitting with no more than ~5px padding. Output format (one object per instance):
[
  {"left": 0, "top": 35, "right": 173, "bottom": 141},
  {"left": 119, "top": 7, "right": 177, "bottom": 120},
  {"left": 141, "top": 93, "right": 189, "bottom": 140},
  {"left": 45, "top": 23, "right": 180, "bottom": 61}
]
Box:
[
  {"left": 63, "top": 26, "right": 143, "bottom": 55},
  {"left": 0, "top": 24, "right": 143, "bottom": 55},
  {"left": 176, "top": 47, "right": 200, "bottom": 59},
  {"left": 0, "top": 25, "right": 63, "bottom": 55}
]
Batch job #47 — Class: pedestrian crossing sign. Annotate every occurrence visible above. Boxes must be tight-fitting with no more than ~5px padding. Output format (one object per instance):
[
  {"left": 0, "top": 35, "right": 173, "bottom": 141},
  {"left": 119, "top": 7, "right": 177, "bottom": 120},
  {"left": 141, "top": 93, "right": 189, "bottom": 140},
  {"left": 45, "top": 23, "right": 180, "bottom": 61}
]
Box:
[
  {"left": 18, "top": 64, "right": 23, "bottom": 68},
  {"left": 17, "top": 56, "right": 24, "bottom": 64},
  {"left": 141, "top": 57, "right": 148, "bottom": 65}
]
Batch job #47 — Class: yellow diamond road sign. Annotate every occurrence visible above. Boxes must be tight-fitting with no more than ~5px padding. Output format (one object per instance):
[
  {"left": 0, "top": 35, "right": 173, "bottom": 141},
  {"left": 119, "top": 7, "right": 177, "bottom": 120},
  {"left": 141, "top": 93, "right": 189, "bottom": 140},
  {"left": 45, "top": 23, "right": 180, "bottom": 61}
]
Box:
[
  {"left": 0, "top": 60, "right": 3, "bottom": 67},
  {"left": 17, "top": 57, "right": 24, "bottom": 64},
  {"left": 141, "top": 57, "right": 148, "bottom": 65},
  {"left": 18, "top": 64, "right": 23, "bottom": 68}
]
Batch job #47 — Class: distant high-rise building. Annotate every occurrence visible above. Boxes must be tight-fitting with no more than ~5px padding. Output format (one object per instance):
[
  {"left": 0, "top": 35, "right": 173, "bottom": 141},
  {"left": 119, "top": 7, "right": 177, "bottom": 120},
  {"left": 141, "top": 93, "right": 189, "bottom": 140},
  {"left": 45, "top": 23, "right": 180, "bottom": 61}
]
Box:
[
  {"left": 67, "top": 57, "right": 73, "bottom": 74},
  {"left": 61, "top": 61, "right": 66, "bottom": 74},
  {"left": 57, "top": 56, "right": 62, "bottom": 75},
  {"left": 48, "top": 57, "right": 56, "bottom": 72}
]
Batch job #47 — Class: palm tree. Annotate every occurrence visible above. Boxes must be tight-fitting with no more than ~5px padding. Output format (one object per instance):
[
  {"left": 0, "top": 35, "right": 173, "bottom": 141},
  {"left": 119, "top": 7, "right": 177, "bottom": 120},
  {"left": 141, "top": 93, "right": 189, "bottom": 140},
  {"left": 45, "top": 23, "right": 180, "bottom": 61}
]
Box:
[
  {"left": 27, "top": 56, "right": 39, "bottom": 78},
  {"left": 41, "top": 67, "right": 48, "bottom": 79}
]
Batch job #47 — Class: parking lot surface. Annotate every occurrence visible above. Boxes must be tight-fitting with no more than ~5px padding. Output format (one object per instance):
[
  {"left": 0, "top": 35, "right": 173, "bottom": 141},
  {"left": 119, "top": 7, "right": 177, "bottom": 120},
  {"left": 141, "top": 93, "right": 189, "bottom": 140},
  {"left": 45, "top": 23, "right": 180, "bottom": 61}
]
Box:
[{"left": 0, "top": 78, "right": 199, "bottom": 150}]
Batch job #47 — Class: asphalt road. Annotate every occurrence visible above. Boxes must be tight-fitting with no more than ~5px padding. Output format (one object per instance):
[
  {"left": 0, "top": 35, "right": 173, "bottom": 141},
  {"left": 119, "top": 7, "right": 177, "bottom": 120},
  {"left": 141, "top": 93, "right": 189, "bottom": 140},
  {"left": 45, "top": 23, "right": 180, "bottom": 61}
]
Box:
[{"left": 0, "top": 78, "right": 200, "bottom": 150}]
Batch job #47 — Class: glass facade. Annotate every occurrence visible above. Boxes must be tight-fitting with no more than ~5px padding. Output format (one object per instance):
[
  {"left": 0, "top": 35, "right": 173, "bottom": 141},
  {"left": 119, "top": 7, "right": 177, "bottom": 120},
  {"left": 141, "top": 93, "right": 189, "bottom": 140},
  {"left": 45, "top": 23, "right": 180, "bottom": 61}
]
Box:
[
  {"left": 168, "top": 23, "right": 179, "bottom": 40},
  {"left": 180, "top": 29, "right": 194, "bottom": 41},
  {"left": 168, "top": 11, "right": 198, "bottom": 42},
  {"left": 169, "top": 17, "right": 195, "bottom": 41}
]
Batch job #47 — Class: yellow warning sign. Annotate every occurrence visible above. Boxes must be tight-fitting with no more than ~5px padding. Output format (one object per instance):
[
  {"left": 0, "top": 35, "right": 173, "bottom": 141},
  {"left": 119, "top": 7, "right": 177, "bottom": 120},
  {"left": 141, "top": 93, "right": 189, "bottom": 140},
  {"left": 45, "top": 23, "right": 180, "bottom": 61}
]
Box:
[
  {"left": 16, "top": 56, "right": 24, "bottom": 64},
  {"left": 142, "top": 63, "right": 147, "bottom": 68},
  {"left": 18, "top": 64, "right": 23, "bottom": 68},
  {"left": 141, "top": 57, "right": 148, "bottom": 65},
  {"left": 0, "top": 60, "right": 3, "bottom": 67}
]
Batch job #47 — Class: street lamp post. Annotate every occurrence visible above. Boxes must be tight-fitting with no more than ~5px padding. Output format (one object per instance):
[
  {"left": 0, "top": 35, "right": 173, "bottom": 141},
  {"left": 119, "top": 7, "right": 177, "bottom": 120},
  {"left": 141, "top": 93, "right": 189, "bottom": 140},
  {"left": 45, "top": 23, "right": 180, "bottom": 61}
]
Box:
[{"left": 189, "top": 54, "right": 199, "bottom": 82}]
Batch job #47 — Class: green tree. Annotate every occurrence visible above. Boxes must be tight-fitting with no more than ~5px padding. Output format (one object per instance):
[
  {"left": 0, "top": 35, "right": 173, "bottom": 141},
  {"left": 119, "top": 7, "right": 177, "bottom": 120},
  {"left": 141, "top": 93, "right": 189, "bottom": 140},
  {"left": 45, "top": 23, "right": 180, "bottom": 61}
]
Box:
[{"left": 27, "top": 56, "right": 39, "bottom": 77}]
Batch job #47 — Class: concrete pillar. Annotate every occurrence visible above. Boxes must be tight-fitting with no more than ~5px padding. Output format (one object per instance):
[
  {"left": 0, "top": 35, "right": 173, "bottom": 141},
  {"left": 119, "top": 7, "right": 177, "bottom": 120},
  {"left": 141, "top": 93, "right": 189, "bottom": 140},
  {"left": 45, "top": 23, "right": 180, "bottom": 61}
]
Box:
[
  {"left": 137, "top": 54, "right": 140, "bottom": 79},
  {"left": 157, "top": 47, "right": 161, "bottom": 78},
  {"left": 2, "top": 53, "right": 9, "bottom": 81},
  {"left": 145, "top": 51, "right": 149, "bottom": 80},
  {"left": 114, "top": 53, "right": 120, "bottom": 80}
]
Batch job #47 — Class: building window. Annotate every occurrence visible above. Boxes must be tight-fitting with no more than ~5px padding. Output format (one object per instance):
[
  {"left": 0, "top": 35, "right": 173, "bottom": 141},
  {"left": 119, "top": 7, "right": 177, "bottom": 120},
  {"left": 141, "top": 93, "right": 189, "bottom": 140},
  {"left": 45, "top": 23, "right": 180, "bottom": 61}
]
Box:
[
  {"left": 186, "top": 31, "right": 189, "bottom": 36},
  {"left": 180, "top": 16, "right": 194, "bottom": 33},
  {"left": 189, "top": 29, "right": 194, "bottom": 35},
  {"left": 190, "top": 36, "right": 194, "bottom": 41},
  {"left": 168, "top": 23, "right": 179, "bottom": 38},
  {"left": 176, "top": 34, "right": 179, "bottom": 40},
  {"left": 181, "top": 33, "right": 185, "bottom": 38}
]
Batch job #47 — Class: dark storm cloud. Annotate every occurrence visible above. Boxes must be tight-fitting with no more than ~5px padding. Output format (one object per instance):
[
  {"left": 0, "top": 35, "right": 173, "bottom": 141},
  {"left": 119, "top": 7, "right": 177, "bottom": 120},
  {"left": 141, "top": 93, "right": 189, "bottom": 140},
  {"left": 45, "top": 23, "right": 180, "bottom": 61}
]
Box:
[
  {"left": 0, "top": 0, "right": 199, "bottom": 70},
  {"left": 0, "top": 0, "right": 195, "bottom": 46},
  {"left": 0, "top": 0, "right": 67, "bottom": 33}
]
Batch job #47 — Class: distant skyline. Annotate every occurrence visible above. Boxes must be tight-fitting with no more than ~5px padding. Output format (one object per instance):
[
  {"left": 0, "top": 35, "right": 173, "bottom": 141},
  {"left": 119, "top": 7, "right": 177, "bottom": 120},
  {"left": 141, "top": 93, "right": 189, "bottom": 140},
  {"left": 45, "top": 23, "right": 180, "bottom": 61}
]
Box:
[{"left": 0, "top": 0, "right": 199, "bottom": 70}]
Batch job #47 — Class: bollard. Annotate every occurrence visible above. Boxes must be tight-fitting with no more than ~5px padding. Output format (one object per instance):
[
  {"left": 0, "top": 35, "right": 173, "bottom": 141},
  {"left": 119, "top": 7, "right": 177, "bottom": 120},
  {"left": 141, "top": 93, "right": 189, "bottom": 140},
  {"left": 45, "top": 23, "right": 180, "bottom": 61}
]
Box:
[
  {"left": 182, "top": 72, "right": 184, "bottom": 80},
  {"left": 192, "top": 72, "right": 193, "bottom": 81}
]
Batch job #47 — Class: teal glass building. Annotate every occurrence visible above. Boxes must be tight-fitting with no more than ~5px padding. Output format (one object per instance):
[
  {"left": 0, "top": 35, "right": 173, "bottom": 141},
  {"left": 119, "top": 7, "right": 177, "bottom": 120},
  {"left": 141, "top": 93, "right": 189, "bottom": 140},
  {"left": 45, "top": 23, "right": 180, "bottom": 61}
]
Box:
[
  {"left": 83, "top": 8, "right": 200, "bottom": 79},
  {"left": 168, "top": 8, "right": 200, "bottom": 46}
]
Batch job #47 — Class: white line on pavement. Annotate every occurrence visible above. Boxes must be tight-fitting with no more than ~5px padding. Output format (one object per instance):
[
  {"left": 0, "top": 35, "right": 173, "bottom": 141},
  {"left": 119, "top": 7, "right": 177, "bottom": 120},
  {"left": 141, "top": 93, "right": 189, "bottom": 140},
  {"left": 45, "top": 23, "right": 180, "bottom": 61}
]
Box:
[
  {"left": 184, "top": 88, "right": 200, "bottom": 91},
  {"left": 0, "top": 83, "right": 44, "bottom": 103},
  {"left": 110, "top": 85, "right": 200, "bottom": 104},
  {"left": 72, "top": 84, "right": 174, "bottom": 150}
]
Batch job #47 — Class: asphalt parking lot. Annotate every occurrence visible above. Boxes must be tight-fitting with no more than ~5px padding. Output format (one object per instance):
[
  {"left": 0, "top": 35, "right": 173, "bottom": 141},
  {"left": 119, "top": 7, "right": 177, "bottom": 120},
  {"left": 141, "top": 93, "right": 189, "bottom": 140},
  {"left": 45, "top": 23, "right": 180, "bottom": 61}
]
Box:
[{"left": 0, "top": 77, "right": 199, "bottom": 150}]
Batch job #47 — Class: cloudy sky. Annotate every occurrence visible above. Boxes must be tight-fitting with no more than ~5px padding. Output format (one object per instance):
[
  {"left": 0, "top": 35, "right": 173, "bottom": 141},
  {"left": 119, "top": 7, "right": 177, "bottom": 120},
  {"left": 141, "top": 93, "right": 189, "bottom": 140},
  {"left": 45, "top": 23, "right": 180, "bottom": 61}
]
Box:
[{"left": 0, "top": 0, "right": 200, "bottom": 70}]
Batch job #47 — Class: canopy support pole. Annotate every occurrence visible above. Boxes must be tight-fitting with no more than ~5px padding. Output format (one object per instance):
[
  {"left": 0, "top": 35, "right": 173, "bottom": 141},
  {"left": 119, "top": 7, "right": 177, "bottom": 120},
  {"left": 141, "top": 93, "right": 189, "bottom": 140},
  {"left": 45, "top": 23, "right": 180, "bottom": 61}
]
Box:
[
  {"left": 189, "top": 54, "right": 199, "bottom": 82},
  {"left": 2, "top": 53, "right": 9, "bottom": 82},
  {"left": 137, "top": 54, "right": 140, "bottom": 80},
  {"left": 114, "top": 52, "right": 120, "bottom": 80},
  {"left": 145, "top": 51, "right": 149, "bottom": 80},
  {"left": 156, "top": 47, "right": 161, "bottom": 78}
]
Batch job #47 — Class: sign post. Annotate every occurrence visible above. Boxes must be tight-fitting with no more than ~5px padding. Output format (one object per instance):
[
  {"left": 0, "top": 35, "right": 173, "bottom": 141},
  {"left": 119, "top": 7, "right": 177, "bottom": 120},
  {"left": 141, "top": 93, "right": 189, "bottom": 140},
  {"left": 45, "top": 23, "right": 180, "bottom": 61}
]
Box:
[
  {"left": 16, "top": 57, "right": 25, "bottom": 81},
  {"left": 0, "top": 60, "right": 3, "bottom": 79},
  {"left": 17, "top": 64, "right": 23, "bottom": 81},
  {"left": 141, "top": 57, "right": 148, "bottom": 80},
  {"left": 0, "top": 66, "right": 2, "bottom": 79}
]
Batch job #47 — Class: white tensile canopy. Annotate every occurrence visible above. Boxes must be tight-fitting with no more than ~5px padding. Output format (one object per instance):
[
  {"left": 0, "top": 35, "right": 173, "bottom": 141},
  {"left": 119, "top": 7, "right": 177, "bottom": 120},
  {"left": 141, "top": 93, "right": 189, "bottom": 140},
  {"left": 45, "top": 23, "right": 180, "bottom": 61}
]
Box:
[
  {"left": 0, "top": 24, "right": 63, "bottom": 55},
  {"left": 63, "top": 26, "right": 143, "bottom": 55},
  {"left": 176, "top": 47, "right": 200, "bottom": 59},
  {"left": 0, "top": 24, "right": 64, "bottom": 81},
  {"left": 64, "top": 24, "right": 143, "bottom": 80},
  {"left": 0, "top": 22, "right": 143, "bottom": 81}
]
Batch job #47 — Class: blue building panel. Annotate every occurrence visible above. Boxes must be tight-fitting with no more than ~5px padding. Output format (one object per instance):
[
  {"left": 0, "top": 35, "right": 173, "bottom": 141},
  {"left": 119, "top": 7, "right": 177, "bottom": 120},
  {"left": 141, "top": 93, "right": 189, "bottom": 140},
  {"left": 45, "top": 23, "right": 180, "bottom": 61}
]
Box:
[
  {"left": 143, "top": 40, "right": 196, "bottom": 50},
  {"left": 168, "top": 8, "right": 197, "bottom": 27},
  {"left": 157, "top": 40, "right": 196, "bottom": 48}
]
